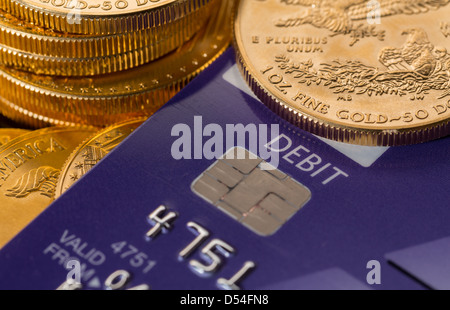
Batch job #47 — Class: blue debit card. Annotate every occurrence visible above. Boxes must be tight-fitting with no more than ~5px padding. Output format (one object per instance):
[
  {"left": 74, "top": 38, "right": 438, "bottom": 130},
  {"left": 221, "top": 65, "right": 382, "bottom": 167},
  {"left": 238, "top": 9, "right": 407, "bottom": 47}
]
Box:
[{"left": 0, "top": 48, "right": 449, "bottom": 290}]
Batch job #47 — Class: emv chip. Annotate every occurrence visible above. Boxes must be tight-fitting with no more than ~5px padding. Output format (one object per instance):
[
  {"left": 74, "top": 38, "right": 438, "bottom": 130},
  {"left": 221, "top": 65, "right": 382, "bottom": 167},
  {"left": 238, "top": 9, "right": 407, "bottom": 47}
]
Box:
[{"left": 192, "top": 148, "right": 311, "bottom": 236}]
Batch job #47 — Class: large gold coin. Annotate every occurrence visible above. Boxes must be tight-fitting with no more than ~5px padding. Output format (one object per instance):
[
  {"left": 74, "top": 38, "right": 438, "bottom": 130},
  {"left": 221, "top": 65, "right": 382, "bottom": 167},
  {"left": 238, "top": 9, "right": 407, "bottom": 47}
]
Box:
[
  {"left": 0, "top": 127, "right": 96, "bottom": 248},
  {"left": 0, "top": 0, "right": 233, "bottom": 127},
  {"left": 234, "top": 0, "right": 450, "bottom": 146},
  {"left": 55, "top": 118, "right": 145, "bottom": 198},
  {"left": 0, "top": 128, "right": 28, "bottom": 146},
  {"left": 0, "top": 5, "right": 213, "bottom": 76},
  {"left": 2, "top": 0, "right": 212, "bottom": 35}
]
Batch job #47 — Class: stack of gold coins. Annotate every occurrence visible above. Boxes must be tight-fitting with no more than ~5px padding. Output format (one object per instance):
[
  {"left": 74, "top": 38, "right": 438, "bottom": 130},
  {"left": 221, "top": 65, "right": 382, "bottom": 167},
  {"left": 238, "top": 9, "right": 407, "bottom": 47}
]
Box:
[
  {"left": 0, "top": 0, "right": 233, "bottom": 127},
  {"left": 0, "top": 0, "right": 233, "bottom": 247}
]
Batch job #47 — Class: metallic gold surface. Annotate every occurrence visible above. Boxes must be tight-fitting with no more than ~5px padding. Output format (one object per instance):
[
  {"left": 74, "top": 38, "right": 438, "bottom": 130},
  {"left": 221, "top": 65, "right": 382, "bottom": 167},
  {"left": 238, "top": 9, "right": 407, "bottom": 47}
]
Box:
[
  {"left": 0, "top": 5, "right": 213, "bottom": 76},
  {"left": 0, "top": 96, "right": 97, "bottom": 128},
  {"left": 0, "top": 0, "right": 233, "bottom": 127},
  {"left": 233, "top": 0, "right": 450, "bottom": 146},
  {"left": 0, "top": 127, "right": 96, "bottom": 248},
  {"left": 0, "top": 113, "right": 24, "bottom": 128},
  {"left": 0, "top": 128, "right": 28, "bottom": 146},
  {"left": 55, "top": 118, "right": 145, "bottom": 198},
  {"left": 2, "top": 0, "right": 212, "bottom": 35}
]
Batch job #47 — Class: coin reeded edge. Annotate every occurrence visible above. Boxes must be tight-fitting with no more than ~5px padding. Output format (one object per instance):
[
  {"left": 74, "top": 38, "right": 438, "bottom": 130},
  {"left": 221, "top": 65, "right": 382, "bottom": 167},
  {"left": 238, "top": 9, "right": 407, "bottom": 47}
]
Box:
[
  {"left": 0, "top": 2, "right": 213, "bottom": 60},
  {"left": 1, "top": 0, "right": 212, "bottom": 35},
  {"left": 0, "top": 14, "right": 206, "bottom": 77}
]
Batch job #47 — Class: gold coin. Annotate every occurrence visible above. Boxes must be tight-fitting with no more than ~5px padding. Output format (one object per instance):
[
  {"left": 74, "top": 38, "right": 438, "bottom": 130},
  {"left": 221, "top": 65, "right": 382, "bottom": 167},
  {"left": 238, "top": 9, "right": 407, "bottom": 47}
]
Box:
[
  {"left": 0, "top": 6, "right": 213, "bottom": 76},
  {"left": 0, "top": 128, "right": 28, "bottom": 146},
  {"left": 55, "top": 118, "right": 145, "bottom": 199},
  {"left": 0, "top": 127, "right": 96, "bottom": 248},
  {"left": 2, "top": 0, "right": 212, "bottom": 35},
  {"left": 234, "top": 0, "right": 450, "bottom": 146},
  {"left": 0, "top": 0, "right": 233, "bottom": 127}
]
